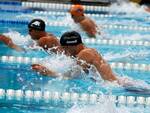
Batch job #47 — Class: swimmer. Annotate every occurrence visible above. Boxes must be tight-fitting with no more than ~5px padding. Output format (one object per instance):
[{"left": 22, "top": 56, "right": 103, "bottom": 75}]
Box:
[
  {"left": 32, "top": 31, "right": 150, "bottom": 91},
  {"left": 28, "top": 19, "right": 60, "bottom": 53},
  {"left": 0, "top": 34, "right": 24, "bottom": 51},
  {"left": 70, "top": 5, "right": 101, "bottom": 38},
  {"left": 0, "top": 19, "right": 60, "bottom": 53},
  {"left": 32, "top": 31, "right": 118, "bottom": 82}
]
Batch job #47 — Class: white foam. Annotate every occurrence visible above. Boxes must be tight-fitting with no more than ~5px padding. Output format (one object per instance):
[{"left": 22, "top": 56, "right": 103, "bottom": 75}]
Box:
[
  {"left": 39, "top": 53, "right": 77, "bottom": 73},
  {"left": 3, "top": 31, "right": 31, "bottom": 45},
  {"left": 108, "top": 34, "right": 150, "bottom": 41},
  {"left": 110, "top": 2, "right": 146, "bottom": 14},
  {"left": 117, "top": 76, "right": 150, "bottom": 92},
  {"left": 67, "top": 97, "right": 130, "bottom": 113},
  {"left": 104, "top": 49, "right": 150, "bottom": 61}
]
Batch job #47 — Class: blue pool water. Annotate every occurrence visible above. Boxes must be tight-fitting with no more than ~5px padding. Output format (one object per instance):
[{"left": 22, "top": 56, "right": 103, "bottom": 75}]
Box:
[{"left": 0, "top": 1, "right": 150, "bottom": 113}]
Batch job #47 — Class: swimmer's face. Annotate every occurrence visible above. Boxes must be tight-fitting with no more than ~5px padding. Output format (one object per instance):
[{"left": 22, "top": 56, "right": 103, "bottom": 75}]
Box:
[
  {"left": 71, "top": 14, "right": 84, "bottom": 23},
  {"left": 28, "top": 28, "right": 39, "bottom": 40},
  {"left": 62, "top": 45, "right": 77, "bottom": 55},
  {"left": 62, "top": 44, "right": 83, "bottom": 56}
]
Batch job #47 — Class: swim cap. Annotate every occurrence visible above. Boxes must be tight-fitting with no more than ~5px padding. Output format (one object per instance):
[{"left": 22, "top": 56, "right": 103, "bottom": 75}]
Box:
[
  {"left": 70, "top": 5, "right": 84, "bottom": 16},
  {"left": 60, "top": 31, "right": 82, "bottom": 46},
  {"left": 28, "top": 19, "right": 45, "bottom": 31}
]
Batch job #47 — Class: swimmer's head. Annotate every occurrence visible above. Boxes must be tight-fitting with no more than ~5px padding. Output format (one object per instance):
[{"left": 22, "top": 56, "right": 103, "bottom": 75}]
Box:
[
  {"left": 28, "top": 19, "right": 45, "bottom": 31},
  {"left": 60, "top": 31, "right": 82, "bottom": 46},
  {"left": 70, "top": 5, "right": 84, "bottom": 16}
]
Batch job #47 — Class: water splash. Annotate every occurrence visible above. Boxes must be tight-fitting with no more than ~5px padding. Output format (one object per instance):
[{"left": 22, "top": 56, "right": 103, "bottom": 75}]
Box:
[
  {"left": 3, "top": 31, "right": 32, "bottom": 45},
  {"left": 67, "top": 96, "right": 130, "bottom": 113},
  {"left": 108, "top": 34, "right": 150, "bottom": 41},
  {"left": 118, "top": 76, "right": 150, "bottom": 93},
  {"left": 110, "top": 1, "right": 146, "bottom": 14},
  {"left": 39, "top": 53, "right": 77, "bottom": 73},
  {"left": 104, "top": 49, "right": 150, "bottom": 61}
]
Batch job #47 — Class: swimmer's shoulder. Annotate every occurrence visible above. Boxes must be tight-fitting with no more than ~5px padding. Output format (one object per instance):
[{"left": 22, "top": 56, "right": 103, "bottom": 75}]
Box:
[
  {"left": 38, "top": 35, "right": 60, "bottom": 47},
  {"left": 80, "top": 48, "right": 97, "bottom": 54},
  {"left": 77, "top": 48, "right": 98, "bottom": 60},
  {"left": 40, "top": 33, "right": 59, "bottom": 42}
]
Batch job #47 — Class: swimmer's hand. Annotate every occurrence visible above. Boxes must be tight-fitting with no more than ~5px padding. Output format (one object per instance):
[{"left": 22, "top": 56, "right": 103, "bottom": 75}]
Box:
[
  {"left": 31, "top": 64, "right": 56, "bottom": 76},
  {"left": 0, "top": 35, "right": 26, "bottom": 52},
  {"left": 117, "top": 77, "right": 135, "bottom": 87}
]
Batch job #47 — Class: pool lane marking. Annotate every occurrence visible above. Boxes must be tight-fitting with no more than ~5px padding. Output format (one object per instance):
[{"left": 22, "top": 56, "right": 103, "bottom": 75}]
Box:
[{"left": 0, "top": 56, "right": 150, "bottom": 72}]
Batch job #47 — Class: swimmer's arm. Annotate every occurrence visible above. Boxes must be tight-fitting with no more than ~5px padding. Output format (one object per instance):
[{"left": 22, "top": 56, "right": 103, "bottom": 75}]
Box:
[
  {"left": 31, "top": 64, "right": 81, "bottom": 78},
  {"left": 93, "top": 60, "right": 118, "bottom": 81},
  {"left": 9, "top": 42, "right": 25, "bottom": 52},
  {"left": 0, "top": 34, "right": 25, "bottom": 52},
  {"left": 89, "top": 19, "right": 101, "bottom": 35},
  {"left": 77, "top": 50, "right": 117, "bottom": 81},
  {"left": 31, "top": 64, "right": 58, "bottom": 77}
]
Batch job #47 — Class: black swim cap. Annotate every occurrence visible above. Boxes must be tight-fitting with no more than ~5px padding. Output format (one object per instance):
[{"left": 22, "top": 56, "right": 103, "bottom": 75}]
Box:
[
  {"left": 28, "top": 19, "right": 45, "bottom": 31},
  {"left": 60, "top": 31, "right": 82, "bottom": 46}
]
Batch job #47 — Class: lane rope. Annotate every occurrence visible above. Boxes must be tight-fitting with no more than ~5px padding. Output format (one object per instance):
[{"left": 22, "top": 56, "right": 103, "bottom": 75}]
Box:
[
  {"left": 0, "top": 56, "right": 150, "bottom": 71},
  {"left": 0, "top": 88, "right": 149, "bottom": 106}
]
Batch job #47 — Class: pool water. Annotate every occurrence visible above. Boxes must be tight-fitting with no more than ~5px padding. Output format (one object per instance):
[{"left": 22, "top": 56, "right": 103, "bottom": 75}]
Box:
[{"left": 0, "top": 1, "right": 150, "bottom": 113}]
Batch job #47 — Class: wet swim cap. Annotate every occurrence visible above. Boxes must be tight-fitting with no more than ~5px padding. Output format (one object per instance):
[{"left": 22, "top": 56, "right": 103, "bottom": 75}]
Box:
[
  {"left": 60, "top": 31, "right": 82, "bottom": 46},
  {"left": 28, "top": 19, "right": 45, "bottom": 31},
  {"left": 70, "top": 5, "right": 84, "bottom": 16}
]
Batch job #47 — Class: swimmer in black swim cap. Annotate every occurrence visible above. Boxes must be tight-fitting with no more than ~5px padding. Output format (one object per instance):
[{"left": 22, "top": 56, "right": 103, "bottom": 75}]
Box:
[
  {"left": 32, "top": 31, "right": 140, "bottom": 89},
  {"left": 32, "top": 31, "right": 122, "bottom": 84},
  {"left": 27, "top": 19, "right": 60, "bottom": 51},
  {"left": 60, "top": 31, "right": 82, "bottom": 46},
  {"left": 28, "top": 19, "right": 45, "bottom": 31}
]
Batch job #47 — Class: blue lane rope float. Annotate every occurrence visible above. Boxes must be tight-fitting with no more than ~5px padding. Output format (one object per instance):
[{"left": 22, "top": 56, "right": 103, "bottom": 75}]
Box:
[
  {"left": 0, "top": 88, "right": 149, "bottom": 106},
  {"left": 0, "top": 56, "right": 150, "bottom": 71},
  {"left": 0, "top": 1, "right": 21, "bottom": 6},
  {"left": 0, "top": 19, "right": 28, "bottom": 25},
  {"left": 0, "top": 9, "right": 33, "bottom": 13}
]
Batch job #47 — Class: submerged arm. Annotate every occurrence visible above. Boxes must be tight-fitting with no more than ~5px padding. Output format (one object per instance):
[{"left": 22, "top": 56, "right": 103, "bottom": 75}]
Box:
[
  {"left": 31, "top": 64, "right": 81, "bottom": 79},
  {"left": 0, "top": 34, "right": 24, "bottom": 52},
  {"left": 31, "top": 64, "right": 58, "bottom": 77}
]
